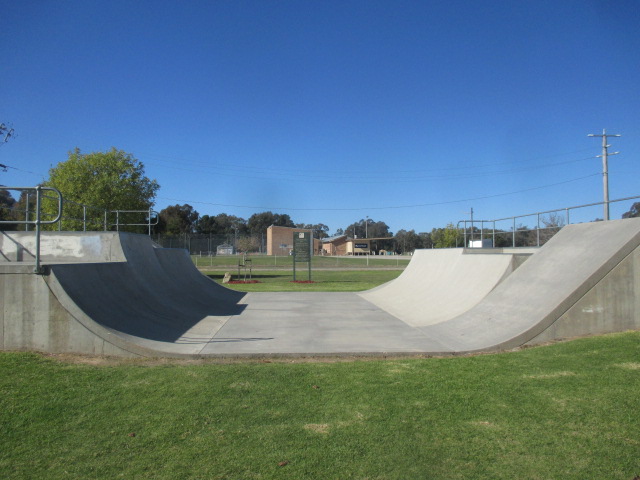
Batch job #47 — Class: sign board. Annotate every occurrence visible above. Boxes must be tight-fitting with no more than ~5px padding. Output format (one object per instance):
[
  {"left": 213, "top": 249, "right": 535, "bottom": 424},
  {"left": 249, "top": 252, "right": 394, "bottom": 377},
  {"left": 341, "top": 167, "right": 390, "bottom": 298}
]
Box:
[
  {"left": 354, "top": 243, "right": 368, "bottom": 249},
  {"left": 293, "top": 232, "right": 311, "bottom": 262},
  {"left": 292, "top": 231, "right": 311, "bottom": 281}
]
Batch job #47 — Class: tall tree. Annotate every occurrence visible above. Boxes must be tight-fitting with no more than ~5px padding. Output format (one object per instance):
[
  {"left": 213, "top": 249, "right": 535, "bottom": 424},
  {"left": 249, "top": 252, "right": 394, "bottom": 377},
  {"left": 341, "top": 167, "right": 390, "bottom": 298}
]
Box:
[
  {"left": 344, "top": 218, "right": 392, "bottom": 238},
  {"left": 195, "top": 213, "right": 247, "bottom": 235},
  {"left": 158, "top": 204, "right": 199, "bottom": 234},
  {"left": 431, "top": 223, "right": 460, "bottom": 248},
  {"left": 297, "top": 223, "right": 330, "bottom": 239},
  {"left": 195, "top": 214, "right": 217, "bottom": 234},
  {"left": 394, "top": 229, "right": 424, "bottom": 254},
  {"left": 622, "top": 202, "right": 640, "bottom": 219},
  {"left": 43, "top": 148, "right": 159, "bottom": 231},
  {"left": 247, "top": 211, "right": 295, "bottom": 235},
  {"left": 0, "top": 189, "right": 17, "bottom": 230}
]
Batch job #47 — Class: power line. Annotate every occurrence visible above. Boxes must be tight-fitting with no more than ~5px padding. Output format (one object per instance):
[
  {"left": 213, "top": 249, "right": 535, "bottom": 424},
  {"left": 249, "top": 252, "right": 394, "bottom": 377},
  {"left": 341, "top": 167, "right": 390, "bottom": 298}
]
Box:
[
  {"left": 139, "top": 147, "right": 594, "bottom": 178},
  {"left": 142, "top": 154, "right": 598, "bottom": 185},
  {"left": 157, "top": 173, "right": 600, "bottom": 212},
  {"left": 0, "top": 163, "right": 46, "bottom": 178}
]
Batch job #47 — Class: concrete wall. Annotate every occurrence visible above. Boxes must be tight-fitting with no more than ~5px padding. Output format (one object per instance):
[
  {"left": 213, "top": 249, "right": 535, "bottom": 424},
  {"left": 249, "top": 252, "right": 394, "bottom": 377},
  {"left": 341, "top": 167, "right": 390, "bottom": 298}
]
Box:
[
  {"left": 0, "top": 264, "right": 138, "bottom": 356},
  {"left": 0, "top": 231, "right": 127, "bottom": 263},
  {"left": 526, "top": 242, "right": 640, "bottom": 344}
]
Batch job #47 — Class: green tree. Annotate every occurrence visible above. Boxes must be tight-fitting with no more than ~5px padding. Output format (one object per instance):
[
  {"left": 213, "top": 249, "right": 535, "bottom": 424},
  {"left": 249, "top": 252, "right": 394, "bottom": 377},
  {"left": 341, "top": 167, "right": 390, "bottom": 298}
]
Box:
[
  {"left": 0, "top": 189, "right": 17, "bottom": 230},
  {"left": 157, "top": 204, "right": 199, "bottom": 234},
  {"left": 196, "top": 213, "right": 247, "bottom": 235},
  {"left": 345, "top": 218, "right": 392, "bottom": 239},
  {"left": 43, "top": 148, "right": 159, "bottom": 231},
  {"left": 622, "top": 202, "right": 640, "bottom": 219},
  {"left": 297, "top": 223, "right": 330, "bottom": 239},
  {"left": 394, "top": 229, "right": 424, "bottom": 254},
  {"left": 247, "top": 211, "right": 295, "bottom": 236},
  {"left": 431, "top": 223, "right": 460, "bottom": 248}
]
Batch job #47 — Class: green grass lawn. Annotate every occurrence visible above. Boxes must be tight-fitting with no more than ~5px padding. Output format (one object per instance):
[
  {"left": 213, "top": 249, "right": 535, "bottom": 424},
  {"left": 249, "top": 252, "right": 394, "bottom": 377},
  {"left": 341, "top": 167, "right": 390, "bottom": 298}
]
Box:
[
  {"left": 1, "top": 332, "right": 639, "bottom": 479},
  {"left": 192, "top": 254, "right": 410, "bottom": 269},
  {"left": 203, "top": 269, "right": 403, "bottom": 292}
]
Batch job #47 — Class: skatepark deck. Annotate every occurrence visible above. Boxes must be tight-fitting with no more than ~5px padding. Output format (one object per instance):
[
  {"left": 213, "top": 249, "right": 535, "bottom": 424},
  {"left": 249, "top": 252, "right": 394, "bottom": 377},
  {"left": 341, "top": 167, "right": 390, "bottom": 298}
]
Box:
[{"left": 1, "top": 218, "right": 640, "bottom": 357}]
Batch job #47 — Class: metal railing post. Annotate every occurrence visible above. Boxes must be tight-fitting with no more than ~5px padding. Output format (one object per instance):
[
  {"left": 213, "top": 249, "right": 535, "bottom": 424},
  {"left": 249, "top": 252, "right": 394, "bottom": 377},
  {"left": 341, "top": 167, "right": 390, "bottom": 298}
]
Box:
[
  {"left": 25, "top": 193, "right": 30, "bottom": 231},
  {"left": 34, "top": 186, "right": 43, "bottom": 274}
]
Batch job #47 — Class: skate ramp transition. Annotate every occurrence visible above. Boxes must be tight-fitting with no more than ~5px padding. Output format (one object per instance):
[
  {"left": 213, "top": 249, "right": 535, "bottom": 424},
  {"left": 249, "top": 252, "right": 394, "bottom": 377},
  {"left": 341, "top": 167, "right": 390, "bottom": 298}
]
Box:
[{"left": 1, "top": 218, "right": 639, "bottom": 357}]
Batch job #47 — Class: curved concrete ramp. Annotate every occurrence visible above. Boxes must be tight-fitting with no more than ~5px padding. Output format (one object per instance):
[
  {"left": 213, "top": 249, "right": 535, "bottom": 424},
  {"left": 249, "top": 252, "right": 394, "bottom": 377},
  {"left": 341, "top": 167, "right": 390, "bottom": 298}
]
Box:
[
  {"left": 1, "top": 218, "right": 640, "bottom": 357},
  {"left": 360, "top": 248, "right": 525, "bottom": 327},
  {"left": 417, "top": 218, "right": 640, "bottom": 352}
]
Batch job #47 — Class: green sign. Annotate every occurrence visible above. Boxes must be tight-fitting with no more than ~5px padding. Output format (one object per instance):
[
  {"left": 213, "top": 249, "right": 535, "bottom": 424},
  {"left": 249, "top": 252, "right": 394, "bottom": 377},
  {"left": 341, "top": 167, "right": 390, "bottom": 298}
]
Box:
[
  {"left": 293, "top": 231, "right": 311, "bottom": 262},
  {"left": 292, "top": 231, "right": 311, "bottom": 281}
]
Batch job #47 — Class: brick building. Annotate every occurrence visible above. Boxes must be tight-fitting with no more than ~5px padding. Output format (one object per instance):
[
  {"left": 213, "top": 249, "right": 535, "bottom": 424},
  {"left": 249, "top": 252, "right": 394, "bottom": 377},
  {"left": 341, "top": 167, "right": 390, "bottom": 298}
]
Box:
[
  {"left": 322, "top": 235, "right": 372, "bottom": 255},
  {"left": 266, "top": 226, "right": 321, "bottom": 256}
]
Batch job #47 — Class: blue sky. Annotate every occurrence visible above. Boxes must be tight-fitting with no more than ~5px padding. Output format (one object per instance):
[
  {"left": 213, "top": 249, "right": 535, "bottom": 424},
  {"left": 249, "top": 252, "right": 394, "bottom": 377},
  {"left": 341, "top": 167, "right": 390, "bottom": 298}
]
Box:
[{"left": 2, "top": 0, "right": 639, "bottom": 235}]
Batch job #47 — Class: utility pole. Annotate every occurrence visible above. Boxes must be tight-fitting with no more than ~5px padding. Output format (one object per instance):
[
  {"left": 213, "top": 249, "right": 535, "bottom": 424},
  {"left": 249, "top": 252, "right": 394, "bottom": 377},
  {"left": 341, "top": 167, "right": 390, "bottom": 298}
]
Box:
[{"left": 588, "top": 129, "right": 620, "bottom": 221}]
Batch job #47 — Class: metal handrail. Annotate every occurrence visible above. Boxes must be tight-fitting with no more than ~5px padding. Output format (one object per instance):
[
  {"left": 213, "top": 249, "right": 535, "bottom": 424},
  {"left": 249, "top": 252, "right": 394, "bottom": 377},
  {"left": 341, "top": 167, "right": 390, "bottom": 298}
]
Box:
[
  {"left": 108, "top": 209, "right": 159, "bottom": 235},
  {"left": 0, "top": 186, "right": 63, "bottom": 274},
  {"left": 457, "top": 195, "right": 640, "bottom": 248},
  {"left": 8, "top": 189, "right": 159, "bottom": 234},
  {"left": 1, "top": 186, "right": 160, "bottom": 272}
]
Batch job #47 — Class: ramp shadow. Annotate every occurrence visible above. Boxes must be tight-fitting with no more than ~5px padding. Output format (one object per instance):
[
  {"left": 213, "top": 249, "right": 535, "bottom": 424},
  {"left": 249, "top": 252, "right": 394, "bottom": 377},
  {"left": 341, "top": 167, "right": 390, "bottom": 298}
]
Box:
[{"left": 51, "top": 263, "right": 249, "bottom": 343}]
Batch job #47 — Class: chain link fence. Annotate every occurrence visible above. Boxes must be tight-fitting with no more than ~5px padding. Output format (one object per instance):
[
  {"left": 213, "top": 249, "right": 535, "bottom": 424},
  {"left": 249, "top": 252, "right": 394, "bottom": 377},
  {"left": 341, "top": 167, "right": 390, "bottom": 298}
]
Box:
[{"left": 151, "top": 233, "right": 266, "bottom": 255}]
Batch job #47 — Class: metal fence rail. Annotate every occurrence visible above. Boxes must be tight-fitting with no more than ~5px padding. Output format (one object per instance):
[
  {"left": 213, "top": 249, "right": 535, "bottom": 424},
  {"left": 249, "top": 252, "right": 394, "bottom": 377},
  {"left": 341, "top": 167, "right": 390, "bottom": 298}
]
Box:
[
  {"left": 1, "top": 186, "right": 159, "bottom": 273},
  {"left": 1, "top": 186, "right": 158, "bottom": 234},
  {"left": 0, "top": 186, "right": 63, "bottom": 273},
  {"left": 457, "top": 195, "right": 640, "bottom": 248}
]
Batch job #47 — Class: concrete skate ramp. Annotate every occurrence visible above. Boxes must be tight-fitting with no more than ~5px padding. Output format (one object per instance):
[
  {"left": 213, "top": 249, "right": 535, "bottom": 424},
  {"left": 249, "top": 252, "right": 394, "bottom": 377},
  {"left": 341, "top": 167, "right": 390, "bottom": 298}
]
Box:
[
  {"left": 360, "top": 249, "right": 526, "bottom": 327},
  {"left": 1, "top": 232, "right": 248, "bottom": 356},
  {"left": 2, "top": 218, "right": 640, "bottom": 357},
  {"left": 416, "top": 218, "right": 640, "bottom": 352}
]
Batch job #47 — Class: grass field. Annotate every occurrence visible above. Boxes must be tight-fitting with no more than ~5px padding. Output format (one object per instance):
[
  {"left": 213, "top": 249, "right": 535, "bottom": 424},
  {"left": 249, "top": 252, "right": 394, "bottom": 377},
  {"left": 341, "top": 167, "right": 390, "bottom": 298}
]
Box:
[
  {"left": 1, "top": 332, "right": 639, "bottom": 479},
  {"left": 203, "top": 269, "right": 404, "bottom": 292},
  {"left": 191, "top": 254, "right": 410, "bottom": 269}
]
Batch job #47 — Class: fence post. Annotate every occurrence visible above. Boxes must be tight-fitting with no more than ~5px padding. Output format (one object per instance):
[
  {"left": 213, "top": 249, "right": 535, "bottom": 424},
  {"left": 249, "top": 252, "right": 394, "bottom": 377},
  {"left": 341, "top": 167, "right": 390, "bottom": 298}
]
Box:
[{"left": 492, "top": 220, "right": 496, "bottom": 247}]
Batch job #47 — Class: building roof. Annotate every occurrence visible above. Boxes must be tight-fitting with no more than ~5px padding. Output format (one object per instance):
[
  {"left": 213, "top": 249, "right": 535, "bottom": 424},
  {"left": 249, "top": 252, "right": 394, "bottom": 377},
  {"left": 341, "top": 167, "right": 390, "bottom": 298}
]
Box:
[{"left": 322, "top": 235, "right": 349, "bottom": 243}]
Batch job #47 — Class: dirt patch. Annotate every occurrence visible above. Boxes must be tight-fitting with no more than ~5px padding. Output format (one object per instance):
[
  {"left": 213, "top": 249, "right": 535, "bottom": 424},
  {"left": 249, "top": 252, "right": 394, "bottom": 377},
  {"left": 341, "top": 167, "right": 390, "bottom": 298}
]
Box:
[
  {"left": 304, "top": 423, "right": 330, "bottom": 434},
  {"left": 523, "top": 371, "right": 576, "bottom": 379},
  {"left": 470, "top": 421, "right": 498, "bottom": 428},
  {"left": 616, "top": 362, "right": 640, "bottom": 370}
]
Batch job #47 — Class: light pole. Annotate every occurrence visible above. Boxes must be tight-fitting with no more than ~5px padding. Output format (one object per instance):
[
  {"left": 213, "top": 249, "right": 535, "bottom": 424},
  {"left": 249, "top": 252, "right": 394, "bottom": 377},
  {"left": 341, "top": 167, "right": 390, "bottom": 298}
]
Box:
[
  {"left": 588, "top": 129, "right": 620, "bottom": 221},
  {"left": 365, "top": 216, "right": 369, "bottom": 238}
]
